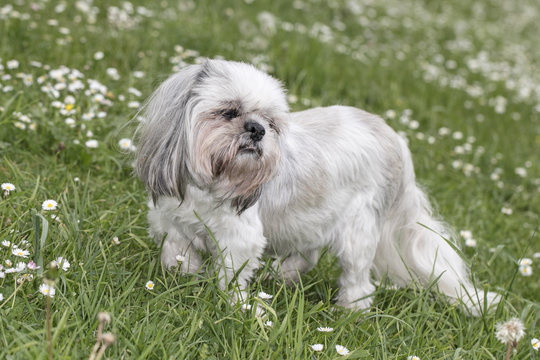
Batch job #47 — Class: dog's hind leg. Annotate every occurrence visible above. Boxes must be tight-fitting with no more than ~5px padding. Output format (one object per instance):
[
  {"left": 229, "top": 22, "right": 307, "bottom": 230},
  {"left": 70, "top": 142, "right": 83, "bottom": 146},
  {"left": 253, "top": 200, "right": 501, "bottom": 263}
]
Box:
[
  {"left": 273, "top": 249, "right": 320, "bottom": 284},
  {"left": 331, "top": 196, "right": 381, "bottom": 311}
]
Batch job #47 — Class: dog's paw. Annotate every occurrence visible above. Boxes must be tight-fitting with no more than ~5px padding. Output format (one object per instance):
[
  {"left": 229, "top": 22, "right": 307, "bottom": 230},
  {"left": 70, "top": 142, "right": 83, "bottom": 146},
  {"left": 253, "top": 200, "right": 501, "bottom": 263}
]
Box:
[
  {"left": 335, "top": 283, "right": 375, "bottom": 312},
  {"left": 272, "top": 258, "right": 302, "bottom": 285},
  {"left": 161, "top": 250, "right": 202, "bottom": 274}
]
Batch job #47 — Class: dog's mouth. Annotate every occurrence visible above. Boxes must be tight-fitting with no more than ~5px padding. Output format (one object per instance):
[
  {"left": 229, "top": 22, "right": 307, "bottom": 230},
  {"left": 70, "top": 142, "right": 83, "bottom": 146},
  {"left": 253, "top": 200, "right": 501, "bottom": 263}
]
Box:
[{"left": 239, "top": 144, "right": 262, "bottom": 157}]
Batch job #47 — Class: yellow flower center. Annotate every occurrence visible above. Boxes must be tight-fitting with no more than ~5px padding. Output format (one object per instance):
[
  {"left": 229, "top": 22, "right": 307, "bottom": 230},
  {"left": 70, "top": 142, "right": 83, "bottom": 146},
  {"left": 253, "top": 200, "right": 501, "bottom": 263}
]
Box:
[{"left": 65, "top": 104, "right": 74, "bottom": 111}]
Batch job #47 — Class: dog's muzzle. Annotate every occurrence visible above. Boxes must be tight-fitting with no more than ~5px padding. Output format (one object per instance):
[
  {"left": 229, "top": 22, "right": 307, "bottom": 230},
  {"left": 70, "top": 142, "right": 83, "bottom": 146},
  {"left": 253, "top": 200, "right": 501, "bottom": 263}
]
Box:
[{"left": 244, "top": 121, "right": 265, "bottom": 142}]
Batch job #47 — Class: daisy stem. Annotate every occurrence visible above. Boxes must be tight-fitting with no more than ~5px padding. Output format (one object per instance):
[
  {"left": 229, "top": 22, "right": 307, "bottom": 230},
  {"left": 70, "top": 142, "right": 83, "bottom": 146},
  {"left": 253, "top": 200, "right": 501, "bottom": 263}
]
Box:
[
  {"left": 504, "top": 342, "right": 512, "bottom": 360},
  {"left": 46, "top": 295, "right": 52, "bottom": 360},
  {"left": 94, "top": 344, "right": 108, "bottom": 360},
  {"left": 89, "top": 321, "right": 103, "bottom": 360}
]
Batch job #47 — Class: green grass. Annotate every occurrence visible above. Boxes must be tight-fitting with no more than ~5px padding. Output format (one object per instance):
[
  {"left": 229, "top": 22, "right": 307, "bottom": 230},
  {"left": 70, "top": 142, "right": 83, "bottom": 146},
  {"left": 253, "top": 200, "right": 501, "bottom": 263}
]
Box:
[{"left": 0, "top": 0, "right": 539, "bottom": 358}]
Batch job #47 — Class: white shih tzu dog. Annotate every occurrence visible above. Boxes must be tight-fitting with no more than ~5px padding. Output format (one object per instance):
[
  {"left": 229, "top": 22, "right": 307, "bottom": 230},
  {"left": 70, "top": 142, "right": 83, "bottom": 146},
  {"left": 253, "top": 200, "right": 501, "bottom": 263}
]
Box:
[{"left": 135, "top": 59, "right": 498, "bottom": 315}]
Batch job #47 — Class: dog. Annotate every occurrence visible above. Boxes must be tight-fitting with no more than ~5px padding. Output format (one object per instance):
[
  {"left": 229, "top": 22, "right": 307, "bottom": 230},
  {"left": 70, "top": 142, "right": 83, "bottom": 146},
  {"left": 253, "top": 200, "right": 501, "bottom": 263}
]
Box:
[{"left": 135, "top": 59, "right": 499, "bottom": 315}]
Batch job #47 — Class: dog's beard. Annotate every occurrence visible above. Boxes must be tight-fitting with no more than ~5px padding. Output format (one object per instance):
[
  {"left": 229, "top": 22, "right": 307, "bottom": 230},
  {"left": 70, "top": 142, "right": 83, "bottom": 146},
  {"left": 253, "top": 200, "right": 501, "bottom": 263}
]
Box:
[{"left": 192, "top": 119, "right": 280, "bottom": 213}]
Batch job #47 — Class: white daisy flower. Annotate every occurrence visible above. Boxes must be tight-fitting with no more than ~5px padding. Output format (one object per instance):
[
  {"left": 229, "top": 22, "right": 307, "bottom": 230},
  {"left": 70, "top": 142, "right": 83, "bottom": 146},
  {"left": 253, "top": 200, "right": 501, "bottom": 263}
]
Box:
[
  {"left": 39, "top": 283, "right": 56, "bottom": 298},
  {"left": 518, "top": 258, "right": 533, "bottom": 266},
  {"left": 53, "top": 257, "right": 70, "bottom": 271},
  {"left": 85, "top": 139, "right": 98, "bottom": 148},
  {"left": 408, "top": 357, "right": 421, "bottom": 360},
  {"left": 532, "top": 338, "right": 539, "bottom": 351},
  {"left": 145, "top": 280, "right": 155, "bottom": 290},
  {"left": 515, "top": 167, "right": 527, "bottom": 178},
  {"left": 93, "top": 51, "right": 104, "bottom": 60},
  {"left": 14, "top": 262, "right": 26, "bottom": 272},
  {"left": 112, "top": 236, "right": 120, "bottom": 245},
  {"left": 495, "top": 318, "right": 526, "bottom": 344},
  {"left": 258, "top": 291, "right": 273, "bottom": 300},
  {"left": 82, "top": 112, "right": 95, "bottom": 121},
  {"left": 465, "top": 238, "right": 477, "bottom": 247},
  {"left": 12, "top": 248, "right": 30, "bottom": 258},
  {"left": 0, "top": 293, "right": 3, "bottom": 302},
  {"left": 335, "top": 345, "right": 349, "bottom": 356},
  {"left": 317, "top": 326, "right": 333, "bottom": 332},
  {"left": 241, "top": 303, "right": 252, "bottom": 311},
  {"left": 264, "top": 320, "right": 273, "bottom": 327},
  {"left": 501, "top": 207, "right": 513, "bottom": 215},
  {"left": 175, "top": 255, "right": 185, "bottom": 262},
  {"left": 42, "top": 199, "right": 58, "bottom": 211},
  {"left": 65, "top": 118, "right": 76, "bottom": 128},
  {"left": 519, "top": 265, "right": 532, "bottom": 276},
  {"left": 7, "top": 60, "right": 19, "bottom": 69},
  {"left": 128, "top": 101, "right": 140, "bottom": 109},
  {"left": 128, "top": 87, "right": 142, "bottom": 97},
  {"left": 1, "top": 240, "right": 11, "bottom": 247},
  {"left": 118, "top": 138, "right": 135, "bottom": 151},
  {"left": 106, "top": 67, "right": 120, "bottom": 80},
  {"left": 310, "top": 344, "right": 323, "bottom": 351}
]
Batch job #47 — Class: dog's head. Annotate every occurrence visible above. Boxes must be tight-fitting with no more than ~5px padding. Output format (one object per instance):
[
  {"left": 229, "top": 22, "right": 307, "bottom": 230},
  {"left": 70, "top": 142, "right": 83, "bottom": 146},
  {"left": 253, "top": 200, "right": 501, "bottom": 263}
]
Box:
[{"left": 135, "top": 59, "right": 288, "bottom": 212}]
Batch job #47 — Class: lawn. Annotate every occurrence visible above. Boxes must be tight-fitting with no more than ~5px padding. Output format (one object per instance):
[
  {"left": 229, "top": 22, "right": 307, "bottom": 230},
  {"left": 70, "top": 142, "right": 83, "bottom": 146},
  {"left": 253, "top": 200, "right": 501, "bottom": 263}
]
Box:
[{"left": 0, "top": 0, "right": 539, "bottom": 358}]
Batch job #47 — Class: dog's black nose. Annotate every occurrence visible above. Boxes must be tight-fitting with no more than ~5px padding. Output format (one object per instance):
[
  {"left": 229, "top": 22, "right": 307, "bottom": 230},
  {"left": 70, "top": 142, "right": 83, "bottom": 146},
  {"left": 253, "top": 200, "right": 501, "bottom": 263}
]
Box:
[{"left": 244, "top": 121, "right": 265, "bottom": 142}]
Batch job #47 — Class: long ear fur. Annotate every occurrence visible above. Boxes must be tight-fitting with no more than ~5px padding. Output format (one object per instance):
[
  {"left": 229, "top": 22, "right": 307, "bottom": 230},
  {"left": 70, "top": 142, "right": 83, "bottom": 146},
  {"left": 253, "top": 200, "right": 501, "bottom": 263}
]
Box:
[{"left": 135, "top": 64, "right": 206, "bottom": 202}]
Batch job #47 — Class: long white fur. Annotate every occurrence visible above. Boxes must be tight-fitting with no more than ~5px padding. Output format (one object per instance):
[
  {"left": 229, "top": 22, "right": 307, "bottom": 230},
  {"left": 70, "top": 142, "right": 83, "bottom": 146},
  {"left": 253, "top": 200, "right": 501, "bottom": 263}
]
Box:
[{"left": 136, "top": 59, "right": 499, "bottom": 315}]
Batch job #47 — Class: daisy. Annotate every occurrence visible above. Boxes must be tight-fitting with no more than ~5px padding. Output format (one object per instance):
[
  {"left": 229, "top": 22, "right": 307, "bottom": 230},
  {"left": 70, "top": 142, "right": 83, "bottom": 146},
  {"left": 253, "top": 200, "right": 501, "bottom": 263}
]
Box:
[
  {"left": 112, "top": 236, "right": 120, "bottom": 245},
  {"left": 335, "top": 345, "right": 349, "bottom": 356},
  {"left": 85, "top": 139, "right": 98, "bottom": 148},
  {"left": 12, "top": 247, "right": 30, "bottom": 258},
  {"left": 518, "top": 258, "right": 533, "bottom": 266},
  {"left": 495, "top": 318, "right": 525, "bottom": 344},
  {"left": 65, "top": 118, "right": 76, "bottom": 127},
  {"left": 145, "top": 280, "right": 155, "bottom": 290},
  {"left": 532, "top": 338, "right": 539, "bottom": 351},
  {"left": 465, "top": 238, "right": 477, "bottom": 247},
  {"left": 106, "top": 67, "right": 120, "bottom": 80},
  {"left": 27, "top": 261, "right": 39, "bottom": 270},
  {"left": 310, "top": 344, "right": 323, "bottom": 351},
  {"left": 128, "top": 87, "right": 142, "bottom": 97},
  {"left": 53, "top": 257, "right": 70, "bottom": 271},
  {"left": 519, "top": 265, "right": 532, "bottom": 276},
  {"left": 93, "top": 51, "right": 104, "bottom": 60},
  {"left": 264, "top": 320, "right": 273, "bottom": 327},
  {"left": 317, "top": 326, "right": 334, "bottom": 332},
  {"left": 501, "top": 207, "right": 513, "bottom": 215},
  {"left": 39, "top": 283, "right": 56, "bottom": 298},
  {"left": 175, "top": 255, "right": 185, "bottom": 262},
  {"left": 1, "top": 240, "right": 11, "bottom": 247},
  {"left": 0, "top": 293, "right": 3, "bottom": 302},
  {"left": 408, "top": 357, "right": 421, "bottom": 360},
  {"left": 258, "top": 291, "right": 273, "bottom": 300},
  {"left": 1, "top": 183, "right": 16, "bottom": 192},
  {"left": 118, "top": 138, "right": 135, "bottom": 151},
  {"left": 7, "top": 59, "right": 19, "bottom": 69},
  {"left": 42, "top": 199, "right": 58, "bottom": 211},
  {"left": 241, "top": 303, "right": 252, "bottom": 311}
]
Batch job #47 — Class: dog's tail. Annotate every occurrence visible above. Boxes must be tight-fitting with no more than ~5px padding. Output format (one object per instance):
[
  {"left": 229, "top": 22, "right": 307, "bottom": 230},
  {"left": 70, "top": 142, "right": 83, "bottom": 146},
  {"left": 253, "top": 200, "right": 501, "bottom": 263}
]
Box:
[{"left": 373, "top": 138, "right": 499, "bottom": 316}]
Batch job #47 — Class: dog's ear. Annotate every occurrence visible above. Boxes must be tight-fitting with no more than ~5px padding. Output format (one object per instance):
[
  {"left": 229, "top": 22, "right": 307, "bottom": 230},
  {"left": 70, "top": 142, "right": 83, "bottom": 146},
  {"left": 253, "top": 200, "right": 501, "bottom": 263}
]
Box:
[{"left": 135, "top": 64, "right": 207, "bottom": 202}]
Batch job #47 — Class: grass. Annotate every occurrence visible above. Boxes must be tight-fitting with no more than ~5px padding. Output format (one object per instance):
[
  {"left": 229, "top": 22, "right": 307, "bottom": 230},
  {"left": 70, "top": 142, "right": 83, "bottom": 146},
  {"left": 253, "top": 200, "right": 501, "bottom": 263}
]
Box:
[{"left": 0, "top": 0, "right": 539, "bottom": 358}]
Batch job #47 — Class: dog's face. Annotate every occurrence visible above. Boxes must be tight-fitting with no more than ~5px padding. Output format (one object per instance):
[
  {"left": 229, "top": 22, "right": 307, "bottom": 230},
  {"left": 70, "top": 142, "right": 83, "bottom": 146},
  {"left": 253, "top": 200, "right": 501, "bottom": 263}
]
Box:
[{"left": 136, "top": 60, "right": 289, "bottom": 212}]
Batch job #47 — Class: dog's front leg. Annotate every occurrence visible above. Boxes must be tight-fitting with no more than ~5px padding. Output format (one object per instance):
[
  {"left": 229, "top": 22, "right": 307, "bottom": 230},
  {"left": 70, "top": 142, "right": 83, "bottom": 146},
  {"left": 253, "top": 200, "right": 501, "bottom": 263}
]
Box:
[{"left": 207, "top": 206, "right": 266, "bottom": 304}]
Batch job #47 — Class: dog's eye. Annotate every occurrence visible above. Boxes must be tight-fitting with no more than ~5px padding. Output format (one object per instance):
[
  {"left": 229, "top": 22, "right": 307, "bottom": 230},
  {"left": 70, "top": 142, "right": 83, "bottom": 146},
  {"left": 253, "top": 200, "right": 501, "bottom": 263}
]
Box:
[{"left": 221, "top": 109, "right": 240, "bottom": 120}]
